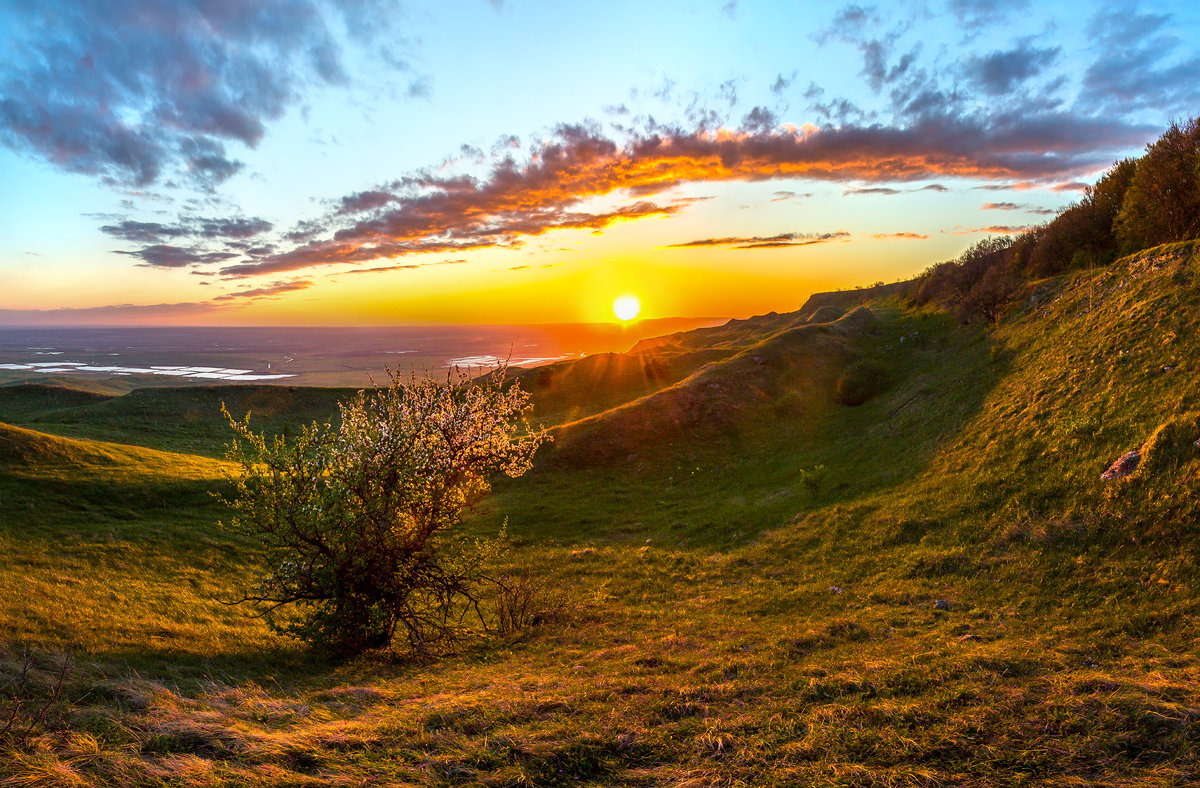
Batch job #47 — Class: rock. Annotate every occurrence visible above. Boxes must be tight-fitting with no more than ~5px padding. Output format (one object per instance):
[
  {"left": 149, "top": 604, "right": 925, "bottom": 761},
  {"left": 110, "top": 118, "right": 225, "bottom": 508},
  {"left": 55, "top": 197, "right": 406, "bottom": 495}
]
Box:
[
  {"left": 828, "top": 586, "right": 843, "bottom": 594},
  {"left": 1101, "top": 449, "right": 1141, "bottom": 481},
  {"left": 934, "top": 599, "right": 951, "bottom": 610}
]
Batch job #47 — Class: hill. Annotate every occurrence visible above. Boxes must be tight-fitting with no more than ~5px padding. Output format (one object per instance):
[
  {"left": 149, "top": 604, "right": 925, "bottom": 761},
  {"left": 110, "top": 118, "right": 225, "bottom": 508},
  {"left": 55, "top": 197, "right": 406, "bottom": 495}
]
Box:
[{"left": 3, "top": 244, "right": 1200, "bottom": 786}]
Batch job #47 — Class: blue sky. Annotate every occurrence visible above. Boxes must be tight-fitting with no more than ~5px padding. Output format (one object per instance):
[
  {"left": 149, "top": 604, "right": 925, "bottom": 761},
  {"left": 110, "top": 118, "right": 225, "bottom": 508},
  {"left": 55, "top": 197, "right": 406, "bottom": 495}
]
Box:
[{"left": 1, "top": 0, "right": 1197, "bottom": 325}]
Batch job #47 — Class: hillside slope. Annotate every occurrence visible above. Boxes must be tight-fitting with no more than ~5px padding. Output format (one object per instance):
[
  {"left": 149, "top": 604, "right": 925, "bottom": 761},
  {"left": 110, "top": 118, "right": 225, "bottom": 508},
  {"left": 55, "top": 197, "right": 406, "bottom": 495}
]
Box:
[{"left": 4, "top": 245, "right": 1200, "bottom": 787}]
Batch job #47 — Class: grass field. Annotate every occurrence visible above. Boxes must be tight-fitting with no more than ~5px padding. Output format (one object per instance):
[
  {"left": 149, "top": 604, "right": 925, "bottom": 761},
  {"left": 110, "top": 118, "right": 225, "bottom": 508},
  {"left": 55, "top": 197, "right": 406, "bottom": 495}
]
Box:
[{"left": 2, "top": 243, "right": 1200, "bottom": 786}]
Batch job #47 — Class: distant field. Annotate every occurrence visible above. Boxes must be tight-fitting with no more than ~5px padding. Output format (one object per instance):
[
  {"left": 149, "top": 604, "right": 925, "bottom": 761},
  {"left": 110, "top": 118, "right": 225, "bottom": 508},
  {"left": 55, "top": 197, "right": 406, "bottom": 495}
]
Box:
[{"left": 0, "top": 319, "right": 727, "bottom": 392}]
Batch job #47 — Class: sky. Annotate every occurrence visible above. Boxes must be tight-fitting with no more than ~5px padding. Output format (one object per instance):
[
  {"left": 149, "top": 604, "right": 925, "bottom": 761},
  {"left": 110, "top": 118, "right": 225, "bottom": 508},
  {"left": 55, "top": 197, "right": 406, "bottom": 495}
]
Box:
[{"left": 1, "top": 0, "right": 1198, "bottom": 326}]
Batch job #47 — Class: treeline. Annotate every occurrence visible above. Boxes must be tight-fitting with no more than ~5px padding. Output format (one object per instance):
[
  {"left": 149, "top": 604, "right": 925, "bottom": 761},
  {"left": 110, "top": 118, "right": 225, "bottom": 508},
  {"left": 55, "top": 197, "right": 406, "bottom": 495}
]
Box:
[{"left": 913, "top": 117, "right": 1200, "bottom": 323}]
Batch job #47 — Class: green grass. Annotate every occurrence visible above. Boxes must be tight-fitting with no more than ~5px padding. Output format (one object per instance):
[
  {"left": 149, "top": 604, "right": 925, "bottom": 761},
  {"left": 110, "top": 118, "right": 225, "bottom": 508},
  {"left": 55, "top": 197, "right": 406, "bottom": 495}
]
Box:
[{"left": 4, "top": 244, "right": 1200, "bottom": 785}]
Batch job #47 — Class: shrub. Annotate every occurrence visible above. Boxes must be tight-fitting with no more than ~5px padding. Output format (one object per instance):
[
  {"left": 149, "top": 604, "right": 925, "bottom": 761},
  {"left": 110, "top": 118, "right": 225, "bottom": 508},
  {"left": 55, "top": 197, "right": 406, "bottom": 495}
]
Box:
[
  {"left": 220, "top": 367, "right": 547, "bottom": 656},
  {"left": 834, "top": 361, "right": 888, "bottom": 406},
  {"left": 797, "top": 464, "right": 828, "bottom": 497},
  {"left": 1, "top": 646, "right": 73, "bottom": 747}
]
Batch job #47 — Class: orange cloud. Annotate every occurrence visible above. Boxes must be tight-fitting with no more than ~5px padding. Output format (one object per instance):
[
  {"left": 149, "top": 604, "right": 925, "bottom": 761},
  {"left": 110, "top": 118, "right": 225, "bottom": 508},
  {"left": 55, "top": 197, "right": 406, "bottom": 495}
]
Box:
[
  {"left": 205, "top": 118, "right": 1143, "bottom": 277},
  {"left": 871, "top": 232, "right": 929, "bottom": 240}
]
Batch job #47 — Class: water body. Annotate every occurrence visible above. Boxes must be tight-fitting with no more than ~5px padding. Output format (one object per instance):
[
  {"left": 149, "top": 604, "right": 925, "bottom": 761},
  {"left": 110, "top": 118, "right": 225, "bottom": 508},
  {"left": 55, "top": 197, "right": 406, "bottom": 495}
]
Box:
[{"left": 0, "top": 320, "right": 724, "bottom": 389}]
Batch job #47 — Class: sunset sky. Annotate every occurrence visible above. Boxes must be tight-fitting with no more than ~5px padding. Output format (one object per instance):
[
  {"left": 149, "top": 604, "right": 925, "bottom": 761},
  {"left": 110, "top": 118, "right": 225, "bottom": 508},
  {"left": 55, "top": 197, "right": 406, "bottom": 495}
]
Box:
[{"left": 2, "top": 0, "right": 1198, "bottom": 326}]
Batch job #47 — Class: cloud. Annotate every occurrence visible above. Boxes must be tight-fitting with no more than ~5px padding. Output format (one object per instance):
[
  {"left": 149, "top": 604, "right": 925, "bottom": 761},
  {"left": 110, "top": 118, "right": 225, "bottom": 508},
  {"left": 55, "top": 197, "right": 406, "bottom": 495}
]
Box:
[
  {"left": 948, "top": 0, "right": 1031, "bottom": 28},
  {"left": 0, "top": 279, "right": 311, "bottom": 324},
  {"left": 845, "top": 183, "right": 947, "bottom": 196},
  {"left": 965, "top": 41, "right": 1061, "bottom": 95},
  {"left": 1078, "top": 5, "right": 1200, "bottom": 116},
  {"left": 771, "top": 71, "right": 796, "bottom": 96},
  {"left": 872, "top": 232, "right": 928, "bottom": 240},
  {"left": 982, "top": 201, "right": 1022, "bottom": 210},
  {"left": 0, "top": 1, "right": 403, "bottom": 187},
  {"left": 100, "top": 221, "right": 191, "bottom": 244},
  {"left": 968, "top": 224, "right": 1034, "bottom": 235},
  {"left": 113, "top": 245, "right": 239, "bottom": 268},
  {"left": 337, "top": 191, "right": 399, "bottom": 215},
  {"left": 201, "top": 114, "right": 1150, "bottom": 277},
  {"left": 0, "top": 301, "right": 220, "bottom": 326},
  {"left": 844, "top": 186, "right": 902, "bottom": 196},
  {"left": 663, "top": 231, "right": 850, "bottom": 249},
  {"left": 331, "top": 259, "right": 469, "bottom": 276},
  {"left": 212, "top": 280, "right": 312, "bottom": 301},
  {"left": 101, "top": 216, "right": 273, "bottom": 243}
]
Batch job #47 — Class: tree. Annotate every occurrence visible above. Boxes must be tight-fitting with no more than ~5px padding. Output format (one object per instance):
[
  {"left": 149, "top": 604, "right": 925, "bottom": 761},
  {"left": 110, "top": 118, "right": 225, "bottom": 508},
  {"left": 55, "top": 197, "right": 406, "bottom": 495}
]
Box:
[
  {"left": 1115, "top": 117, "right": 1200, "bottom": 253},
  {"left": 961, "top": 263, "right": 1022, "bottom": 324},
  {"left": 1025, "top": 159, "right": 1137, "bottom": 277},
  {"left": 219, "top": 367, "right": 546, "bottom": 656}
]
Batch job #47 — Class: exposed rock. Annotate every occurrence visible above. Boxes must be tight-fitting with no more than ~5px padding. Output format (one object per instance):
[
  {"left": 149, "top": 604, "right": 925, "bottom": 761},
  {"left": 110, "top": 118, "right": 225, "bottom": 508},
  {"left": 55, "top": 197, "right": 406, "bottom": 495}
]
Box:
[
  {"left": 1101, "top": 450, "right": 1141, "bottom": 481},
  {"left": 933, "top": 599, "right": 951, "bottom": 611}
]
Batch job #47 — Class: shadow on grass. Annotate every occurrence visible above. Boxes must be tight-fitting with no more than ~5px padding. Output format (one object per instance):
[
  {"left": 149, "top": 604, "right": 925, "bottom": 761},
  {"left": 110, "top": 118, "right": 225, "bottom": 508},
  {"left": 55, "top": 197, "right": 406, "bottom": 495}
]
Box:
[{"left": 484, "top": 311, "right": 1008, "bottom": 549}]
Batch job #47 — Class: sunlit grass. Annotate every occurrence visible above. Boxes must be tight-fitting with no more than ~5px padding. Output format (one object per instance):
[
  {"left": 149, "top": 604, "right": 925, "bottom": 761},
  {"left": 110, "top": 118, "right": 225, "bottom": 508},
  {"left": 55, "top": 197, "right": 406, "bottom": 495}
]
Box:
[{"left": 3, "top": 243, "right": 1200, "bottom": 785}]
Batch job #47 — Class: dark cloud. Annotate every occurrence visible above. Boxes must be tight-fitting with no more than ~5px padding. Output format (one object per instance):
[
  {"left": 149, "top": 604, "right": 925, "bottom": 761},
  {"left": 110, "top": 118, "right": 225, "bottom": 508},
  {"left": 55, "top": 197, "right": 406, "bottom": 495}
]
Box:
[
  {"left": 1079, "top": 6, "right": 1200, "bottom": 116},
  {"left": 948, "top": 0, "right": 1031, "bottom": 28},
  {"left": 406, "top": 77, "right": 432, "bottom": 99},
  {"left": 965, "top": 42, "right": 1061, "bottom": 95},
  {"left": 968, "top": 224, "right": 1034, "bottom": 235},
  {"left": 664, "top": 231, "right": 850, "bottom": 249},
  {"left": 826, "top": 4, "right": 881, "bottom": 36},
  {"left": 844, "top": 186, "right": 902, "bottom": 196},
  {"left": 0, "top": 301, "right": 220, "bottom": 325},
  {"left": 0, "top": 0, "right": 403, "bottom": 187},
  {"left": 338, "top": 190, "right": 398, "bottom": 215},
  {"left": 196, "top": 217, "right": 274, "bottom": 239},
  {"left": 332, "top": 259, "right": 469, "bottom": 276},
  {"left": 740, "top": 106, "right": 778, "bottom": 133},
  {"left": 771, "top": 190, "right": 812, "bottom": 201},
  {"left": 982, "top": 201, "right": 1059, "bottom": 215},
  {"left": 872, "top": 232, "right": 929, "bottom": 239},
  {"left": 918, "top": 184, "right": 949, "bottom": 192},
  {"left": 114, "top": 245, "right": 239, "bottom": 268},
  {"left": 100, "top": 221, "right": 190, "bottom": 244},
  {"left": 771, "top": 72, "right": 796, "bottom": 96},
  {"left": 101, "top": 216, "right": 272, "bottom": 244},
  {"left": 212, "top": 280, "right": 312, "bottom": 301}
]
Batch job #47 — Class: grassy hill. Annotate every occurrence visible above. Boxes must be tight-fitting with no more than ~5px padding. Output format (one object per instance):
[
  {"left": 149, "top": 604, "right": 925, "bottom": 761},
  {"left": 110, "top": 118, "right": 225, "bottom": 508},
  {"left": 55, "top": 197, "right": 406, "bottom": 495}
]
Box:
[{"left": 3, "top": 244, "right": 1200, "bottom": 786}]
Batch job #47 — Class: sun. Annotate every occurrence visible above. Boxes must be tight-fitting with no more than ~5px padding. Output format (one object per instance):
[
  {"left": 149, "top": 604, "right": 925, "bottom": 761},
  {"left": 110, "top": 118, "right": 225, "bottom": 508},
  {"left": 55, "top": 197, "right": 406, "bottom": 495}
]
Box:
[{"left": 612, "top": 294, "right": 641, "bottom": 322}]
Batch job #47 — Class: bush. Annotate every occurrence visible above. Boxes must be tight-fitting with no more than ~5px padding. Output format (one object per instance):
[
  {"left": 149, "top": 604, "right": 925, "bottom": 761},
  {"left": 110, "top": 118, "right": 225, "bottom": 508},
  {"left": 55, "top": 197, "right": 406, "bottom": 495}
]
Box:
[
  {"left": 1, "top": 646, "right": 73, "bottom": 747},
  {"left": 220, "top": 367, "right": 547, "bottom": 656},
  {"left": 835, "top": 360, "right": 888, "bottom": 406}
]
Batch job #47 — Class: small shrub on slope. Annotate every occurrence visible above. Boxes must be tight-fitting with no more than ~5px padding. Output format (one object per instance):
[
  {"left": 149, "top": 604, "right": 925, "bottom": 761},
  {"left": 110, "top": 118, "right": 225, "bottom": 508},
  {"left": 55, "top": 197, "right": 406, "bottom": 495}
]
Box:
[
  {"left": 219, "top": 367, "right": 547, "bottom": 657},
  {"left": 834, "top": 360, "right": 888, "bottom": 406}
]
